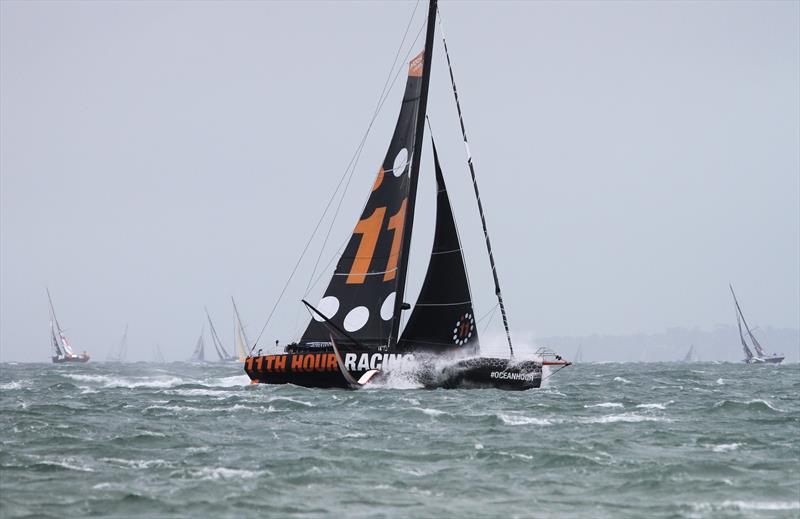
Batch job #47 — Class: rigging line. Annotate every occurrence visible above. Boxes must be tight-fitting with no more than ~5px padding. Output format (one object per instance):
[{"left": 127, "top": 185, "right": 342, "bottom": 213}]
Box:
[
  {"left": 251, "top": 16, "right": 427, "bottom": 355},
  {"left": 300, "top": 20, "right": 428, "bottom": 306},
  {"left": 476, "top": 303, "right": 498, "bottom": 325},
  {"left": 540, "top": 363, "right": 571, "bottom": 384},
  {"left": 303, "top": 1, "right": 422, "bottom": 296},
  {"left": 437, "top": 6, "right": 514, "bottom": 359}
]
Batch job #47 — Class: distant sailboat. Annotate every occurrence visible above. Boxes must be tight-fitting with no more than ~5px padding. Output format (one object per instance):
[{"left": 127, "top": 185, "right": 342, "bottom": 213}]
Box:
[
  {"left": 152, "top": 344, "right": 166, "bottom": 363},
  {"left": 47, "top": 289, "right": 90, "bottom": 364},
  {"left": 730, "top": 284, "right": 784, "bottom": 365},
  {"left": 205, "top": 307, "right": 236, "bottom": 362},
  {"left": 681, "top": 344, "right": 698, "bottom": 363},
  {"left": 107, "top": 324, "right": 128, "bottom": 362},
  {"left": 232, "top": 298, "right": 249, "bottom": 362},
  {"left": 574, "top": 345, "right": 584, "bottom": 363},
  {"left": 190, "top": 326, "right": 206, "bottom": 362}
]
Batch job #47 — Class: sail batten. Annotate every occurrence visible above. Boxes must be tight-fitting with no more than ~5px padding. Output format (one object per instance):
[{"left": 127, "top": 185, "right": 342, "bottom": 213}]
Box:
[
  {"left": 299, "top": 50, "right": 427, "bottom": 349},
  {"left": 398, "top": 138, "right": 478, "bottom": 354}
]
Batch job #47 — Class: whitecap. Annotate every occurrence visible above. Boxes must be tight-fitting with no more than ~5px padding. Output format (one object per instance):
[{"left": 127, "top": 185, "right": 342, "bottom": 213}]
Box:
[
  {"left": 745, "top": 399, "right": 784, "bottom": 412},
  {"left": 708, "top": 443, "right": 740, "bottom": 453},
  {"left": 636, "top": 401, "right": 673, "bottom": 410},
  {"left": 39, "top": 458, "right": 95, "bottom": 472},
  {"left": 716, "top": 378, "right": 725, "bottom": 385},
  {"left": 691, "top": 501, "right": 800, "bottom": 512},
  {"left": 187, "top": 467, "right": 264, "bottom": 481},
  {"left": 498, "top": 414, "right": 552, "bottom": 426},
  {"left": 584, "top": 402, "right": 624, "bottom": 408},
  {"left": 613, "top": 376, "right": 631, "bottom": 384},
  {"left": 581, "top": 413, "right": 670, "bottom": 424},
  {"left": 206, "top": 375, "right": 250, "bottom": 387},
  {"left": 0, "top": 381, "right": 22, "bottom": 390}
]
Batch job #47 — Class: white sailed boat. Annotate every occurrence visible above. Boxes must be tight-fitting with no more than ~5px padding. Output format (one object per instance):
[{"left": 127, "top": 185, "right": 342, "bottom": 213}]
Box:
[
  {"left": 730, "top": 285, "right": 784, "bottom": 364},
  {"left": 47, "top": 288, "right": 90, "bottom": 364}
]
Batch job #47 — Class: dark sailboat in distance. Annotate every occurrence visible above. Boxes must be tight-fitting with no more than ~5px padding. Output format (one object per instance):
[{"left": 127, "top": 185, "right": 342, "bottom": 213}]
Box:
[
  {"left": 244, "top": 0, "right": 569, "bottom": 389},
  {"left": 730, "top": 284, "right": 784, "bottom": 365}
]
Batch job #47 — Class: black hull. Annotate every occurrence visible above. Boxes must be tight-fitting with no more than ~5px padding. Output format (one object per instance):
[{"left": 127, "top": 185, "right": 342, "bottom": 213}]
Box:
[
  {"left": 244, "top": 353, "right": 541, "bottom": 390},
  {"left": 51, "top": 355, "right": 90, "bottom": 364}
]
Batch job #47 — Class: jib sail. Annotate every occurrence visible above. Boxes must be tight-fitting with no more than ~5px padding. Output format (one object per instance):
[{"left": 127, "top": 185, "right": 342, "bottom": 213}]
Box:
[{"left": 398, "top": 139, "right": 478, "bottom": 355}]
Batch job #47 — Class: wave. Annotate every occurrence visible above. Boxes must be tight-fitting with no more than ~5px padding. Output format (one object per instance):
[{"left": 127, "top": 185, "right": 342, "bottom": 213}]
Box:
[
  {"left": 580, "top": 413, "right": 670, "bottom": 424},
  {"left": 712, "top": 399, "right": 785, "bottom": 413},
  {"left": 181, "top": 467, "right": 265, "bottom": 481},
  {"left": 635, "top": 401, "right": 673, "bottom": 410},
  {"left": 691, "top": 500, "right": 800, "bottom": 512},
  {"left": 497, "top": 413, "right": 553, "bottom": 426}
]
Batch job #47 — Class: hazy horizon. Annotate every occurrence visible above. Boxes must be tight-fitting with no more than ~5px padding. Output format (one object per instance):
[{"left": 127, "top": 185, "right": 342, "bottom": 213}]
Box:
[{"left": 2, "top": 1, "right": 798, "bottom": 363}]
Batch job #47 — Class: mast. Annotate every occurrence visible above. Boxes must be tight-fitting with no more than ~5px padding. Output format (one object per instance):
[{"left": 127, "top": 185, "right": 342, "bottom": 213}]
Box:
[
  {"left": 730, "top": 284, "right": 762, "bottom": 358},
  {"left": 389, "top": 0, "right": 438, "bottom": 347},
  {"left": 731, "top": 286, "right": 753, "bottom": 360},
  {"left": 205, "top": 307, "right": 230, "bottom": 360},
  {"left": 437, "top": 9, "right": 515, "bottom": 357},
  {"left": 50, "top": 320, "right": 63, "bottom": 357},
  {"left": 46, "top": 288, "right": 63, "bottom": 333},
  {"left": 232, "top": 297, "right": 251, "bottom": 352}
]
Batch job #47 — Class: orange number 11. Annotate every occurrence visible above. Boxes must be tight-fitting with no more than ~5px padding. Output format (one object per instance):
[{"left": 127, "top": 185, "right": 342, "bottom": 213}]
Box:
[{"left": 346, "top": 200, "right": 407, "bottom": 284}]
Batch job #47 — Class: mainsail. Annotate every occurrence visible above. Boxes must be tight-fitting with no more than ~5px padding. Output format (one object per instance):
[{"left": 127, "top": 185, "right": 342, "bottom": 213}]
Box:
[
  {"left": 300, "top": 53, "right": 425, "bottom": 349},
  {"left": 108, "top": 324, "right": 128, "bottom": 362},
  {"left": 190, "top": 327, "right": 206, "bottom": 362},
  {"left": 50, "top": 321, "right": 63, "bottom": 357},
  {"left": 206, "top": 308, "right": 234, "bottom": 360},
  {"left": 232, "top": 298, "right": 250, "bottom": 361},
  {"left": 398, "top": 139, "right": 478, "bottom": 355}
]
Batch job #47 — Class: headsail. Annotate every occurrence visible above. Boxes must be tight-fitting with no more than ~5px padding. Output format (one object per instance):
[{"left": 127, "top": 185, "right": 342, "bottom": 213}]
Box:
[
  {"left": 205, "top": 308, "right": 234, "bottom": 360},
  {"left": 108, "top": 324, "right": 128, "bottom": 361},
  {"left": 398, "top": 139, "right": 478, "bottom": 355},
  {"left": 190, "top": 327, "right": 206, "bottom": 362},
  {"left": 50, "top": 321, "right": 63, "bottom": 357},
  {"left": 734, "top": 302, "right": 754, "bottom": 361},
  {"left": 300, "top": 53, "right": 425, "bottom": 349},
  {"left": 232, "top": 298, "right": 250, "bottom": 360}
]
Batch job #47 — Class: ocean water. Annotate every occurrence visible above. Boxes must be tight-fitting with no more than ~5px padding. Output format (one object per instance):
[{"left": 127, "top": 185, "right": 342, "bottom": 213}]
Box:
[{"left": 0, "top": 361, "right": 798, "bottom": 518}]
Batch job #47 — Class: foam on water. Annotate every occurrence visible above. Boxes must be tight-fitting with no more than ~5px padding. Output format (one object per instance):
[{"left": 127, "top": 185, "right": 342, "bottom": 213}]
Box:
[{"left": 1, "top": 361, "right": 797, "bottom": 519}]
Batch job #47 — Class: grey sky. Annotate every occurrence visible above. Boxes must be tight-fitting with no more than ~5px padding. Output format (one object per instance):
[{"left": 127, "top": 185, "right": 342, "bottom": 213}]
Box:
[{"left": 1, "top": 1, "right": 798, "bottom": 362}]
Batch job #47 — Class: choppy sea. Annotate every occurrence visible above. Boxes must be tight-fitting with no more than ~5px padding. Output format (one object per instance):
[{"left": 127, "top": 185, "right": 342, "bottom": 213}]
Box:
[{"left": 1, "top": 361, "right": 798, "bottom": 518}]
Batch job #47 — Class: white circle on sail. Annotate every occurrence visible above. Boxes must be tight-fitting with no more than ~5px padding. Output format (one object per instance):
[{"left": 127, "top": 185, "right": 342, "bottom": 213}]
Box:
[
  {"left": 312, "top": 296, "right": 340, "bottom": 322},
  {"left": 391, "top": 148, "right": 408, "bottom": 177},
  {"left": 380, "top": 292, "right": 396, "bottom": 320},
  {"left": 343, "top": 306, "right": 369, "bottom": 332}
]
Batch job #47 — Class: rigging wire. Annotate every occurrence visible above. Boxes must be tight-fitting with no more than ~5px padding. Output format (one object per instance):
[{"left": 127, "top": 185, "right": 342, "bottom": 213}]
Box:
[
  {"left": 250, "top": 4, "right": 425, "bottom": 354},
  {"left": 437, "top": 6, "right": 515, "bottom": 359},
  {"left": 303, "top": 0, "right": 422, "bottom": 297},
  {"left": 291, "top": 19, "right": 428, "bottom": 343}
]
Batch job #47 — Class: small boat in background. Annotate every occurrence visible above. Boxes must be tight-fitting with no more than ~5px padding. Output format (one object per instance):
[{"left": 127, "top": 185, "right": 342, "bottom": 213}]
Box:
[
  {"left": 730, "top": 284, "right": 784, "bottom": 364},
  {"left": 189, "top": 326, "right": 206, "bottom": 362},
  {"left": 152, "top": 343, "right": 166, "bottom": 363},
  {"left": 47, "top": 289, "right": 90, "bottom": 364},
  {"left": 107, "top": 324, "right": 128, "bottom": 362},
  {"left": 232, "top": 298, "right": 250, "bottom": 362},
  {"left": 205, "top": 307, "right": 237, "bottom": 362},
  {"left": 681, "top": 344, "right": 698, "bottom": 363}
]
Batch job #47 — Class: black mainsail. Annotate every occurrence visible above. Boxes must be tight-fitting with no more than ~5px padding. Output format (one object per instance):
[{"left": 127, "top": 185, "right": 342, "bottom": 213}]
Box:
[
  {"left": 398, "top": 139, "right": 478, "bottom": 355},
  {"left": 299, "top": 52, "right": 425, "bottom": 350}
]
